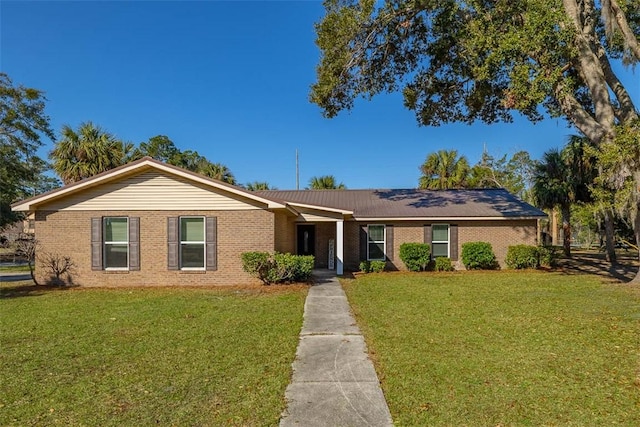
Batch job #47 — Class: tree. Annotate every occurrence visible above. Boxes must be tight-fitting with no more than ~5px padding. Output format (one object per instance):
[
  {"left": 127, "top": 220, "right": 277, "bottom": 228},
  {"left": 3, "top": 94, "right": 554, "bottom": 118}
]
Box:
[
  {"left": 469, "top": 149, "right": 535, "bottom": 198},
  {"left": 532, "top": 149, "right": 574, "bottom": 256},
  {"left": 418, "top": 149, "right": 470, "bottom": 190},
  {"left": 532, "top": 139, "right": 597, "bottom": 257},
  {"left": 246, "top": 181, "right": 273, "bottom": 191},
  {"left": 312, "top": 0, "right": 640, "bottom": 276},
  {"left": 50, "top": 122, "right": 131, "bottom": 184},
  {"left": 127, "top": 135, "right": 181, "bottom": 163},
  {"left": 0, "top": 73, "right": 56, "bottom": 228},
  {"left": 308, "top": 175, "right": 346, "bottom": 189}
]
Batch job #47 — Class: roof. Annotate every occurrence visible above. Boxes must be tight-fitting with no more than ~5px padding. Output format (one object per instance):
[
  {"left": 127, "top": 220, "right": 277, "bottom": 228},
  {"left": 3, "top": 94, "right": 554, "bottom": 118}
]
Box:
[
  {"left": 12, "top": 157, "right": 545, "bottom": 220},
  {"left": 11, "top": 157, "right": 287, "bottom": 211},
  {"left": 257, "top": 188, "right": 546, "bottom": 220}
]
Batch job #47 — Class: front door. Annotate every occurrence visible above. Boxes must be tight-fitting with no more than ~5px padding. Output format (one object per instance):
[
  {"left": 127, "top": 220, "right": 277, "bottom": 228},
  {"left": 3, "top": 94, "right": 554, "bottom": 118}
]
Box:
[{"left": 297, "top": 225, "right": 315, "bottom": 256}]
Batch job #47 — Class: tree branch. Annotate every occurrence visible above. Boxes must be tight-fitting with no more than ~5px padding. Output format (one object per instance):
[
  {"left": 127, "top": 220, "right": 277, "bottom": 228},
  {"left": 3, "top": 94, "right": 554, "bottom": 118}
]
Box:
[{"left": 609, "top": 0, "right": 640, "bottom": 61}]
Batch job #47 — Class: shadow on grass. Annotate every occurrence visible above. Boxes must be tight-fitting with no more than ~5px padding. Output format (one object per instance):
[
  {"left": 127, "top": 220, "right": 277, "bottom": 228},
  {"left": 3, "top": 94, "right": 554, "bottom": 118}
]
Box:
[
  {"left": 557, "top": 250, "right": 638, "bottom": 282},
  {"left": 0, "top": 282, "right": 78, "bottom": 299}
]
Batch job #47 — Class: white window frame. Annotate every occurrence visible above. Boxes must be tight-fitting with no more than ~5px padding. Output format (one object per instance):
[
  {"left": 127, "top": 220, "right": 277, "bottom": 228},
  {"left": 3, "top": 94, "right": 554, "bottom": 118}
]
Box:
[
  {"left": 103, "top": 217, "right": 129, "bottom": 270},
  {"left": 180, "top": 216, "right": 206, "bottom": 270},
  {"left": 431, "top": 224, "right": 450, "bottom": 258},
  {"left": 367, "top": 224, "right": 386, "bottom": 261}
]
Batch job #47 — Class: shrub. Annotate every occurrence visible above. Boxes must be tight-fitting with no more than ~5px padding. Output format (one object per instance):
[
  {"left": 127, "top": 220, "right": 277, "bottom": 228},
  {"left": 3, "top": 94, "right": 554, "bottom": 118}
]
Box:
[
  {"left": 241, "top": 252, "right": 271, "bottom": 284},
  {"left": 434, "top": 257, "right": 454, "bottom": 272},
  {"left": 461, "top": 242, "right": 498, "bottom": 270},
  {"left": 399, "top": 243, "right": 431, "bottom": 271},
  {"left": 241, "top": 252, "right": 314, "bottom": 285},
  {"left": 538, "top": 245, "right": 559, "bottom": 267},
  {"left": 359, "top": 260, "right": 371, "bottom": 273},
  {"left": 370, "top": 260, "right": 386, "bottom": 273},
  {"left": 506, "top": 245, "right": 540, "bottom": 269}
]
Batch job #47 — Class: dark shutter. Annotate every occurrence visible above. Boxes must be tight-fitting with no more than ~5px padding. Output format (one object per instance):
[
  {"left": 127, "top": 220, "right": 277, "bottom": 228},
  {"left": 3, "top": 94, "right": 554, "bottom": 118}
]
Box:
[
  {"left": 167, "top": 217, "right": 179, "bottom": 270},
  {"left": 91, "top": 217, "right": 103, "bottom": 271},
  {"left": 385, "top": 225, "right": 394, "bottom": 261},
  {"left": 424, "top": 224, "right": 433, "bottom": 260},
  {"left": 449, "top": 224, "right": 458, "bottom": 260},
  {"left": 129, "top": 217, "right": 140, "bottom": 271},
  {"left": 359, "top": 224, "right": 368, "bottom": 261},
  {"left": 206, "top": 217, "right": 217, "bottom": 271}
]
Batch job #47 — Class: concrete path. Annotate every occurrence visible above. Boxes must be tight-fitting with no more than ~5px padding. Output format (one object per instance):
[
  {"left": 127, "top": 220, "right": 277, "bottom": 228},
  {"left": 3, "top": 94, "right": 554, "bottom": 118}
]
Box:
[{"left": 280, "top": 270, "right": 393, "bottom": 427}]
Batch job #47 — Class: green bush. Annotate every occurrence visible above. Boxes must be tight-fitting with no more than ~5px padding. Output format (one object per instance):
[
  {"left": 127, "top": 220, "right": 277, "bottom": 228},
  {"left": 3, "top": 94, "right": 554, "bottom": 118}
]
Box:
[
  {"left": 359, "top": 260, "right": 371, "bottom": 273},
  {"left": 505, "top": 245, "right": 540, "bottom": 269},
  {"left": 538, "top": 245, "right": 559, "bottom": 267},
  {"left": 241, "top": 252, "right": 314, "bottom": 284},
  {"left": 434, "top": 257, "right": 454, "bottom": 272},
  {"left": 399, "top": 243, "right": 431, "bottom": 271},
  {"left": 370, "top": 260, "right": 386, "bottom": 273},
  {"left": 359, "top": 260, "right": 386, "bottom": 273},
  {"left": 461, "top": 242, "right": 498, "bottom": 270}
]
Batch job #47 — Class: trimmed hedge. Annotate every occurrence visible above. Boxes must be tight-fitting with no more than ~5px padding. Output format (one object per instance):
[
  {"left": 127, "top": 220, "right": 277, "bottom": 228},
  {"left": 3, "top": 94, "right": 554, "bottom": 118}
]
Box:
[
  {"left": 505, "top": 245, "right": 559, "bottom": 269},
  {"left": 359, "top": 260, "right": 386, "bottom": 273},
  {"left": 506, "top": 245, "right": 540, "bottom": 269},
  {"left": 399, "top": 243, "right": 431, "bottom": 272},
  {"left": 241, "top": 252, "right": 314, "bottom": 285},
  {"left": 434, "top": 257, "right": 454, "bottom": 272},
  {"left": 461, "top": 242, "right": 498, "bottom": 270}
]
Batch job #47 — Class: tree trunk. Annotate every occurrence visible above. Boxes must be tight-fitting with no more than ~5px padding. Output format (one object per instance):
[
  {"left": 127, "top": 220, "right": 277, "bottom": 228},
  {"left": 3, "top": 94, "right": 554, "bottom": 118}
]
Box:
[
  {"left": 603, "top": 210, "right": 617, "bottom": 265},
  {"left": 561, "top": 204, "right": 571, "bottom": 257},
  {"left": 28, "top": 261, "right": 39, "bottom": 286}
]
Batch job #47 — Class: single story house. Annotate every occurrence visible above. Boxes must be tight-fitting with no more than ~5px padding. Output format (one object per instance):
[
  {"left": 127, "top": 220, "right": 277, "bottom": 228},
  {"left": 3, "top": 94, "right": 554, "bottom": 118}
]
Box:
[{"left": 12, "top": 157, "right": 545, "bottom": 286}]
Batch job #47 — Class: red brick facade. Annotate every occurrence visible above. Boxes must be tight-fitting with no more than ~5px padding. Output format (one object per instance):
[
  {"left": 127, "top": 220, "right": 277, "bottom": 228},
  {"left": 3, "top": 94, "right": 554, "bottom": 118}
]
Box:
[{"left": 35, "top": 209, "right": 275, "bottom": 286}]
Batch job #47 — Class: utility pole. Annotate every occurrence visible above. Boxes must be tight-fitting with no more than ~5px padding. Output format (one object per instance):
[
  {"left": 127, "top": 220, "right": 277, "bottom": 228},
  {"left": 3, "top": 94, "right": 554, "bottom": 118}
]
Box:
[{"left": 296, "top": 149, "right": 299, "bottom": 190}]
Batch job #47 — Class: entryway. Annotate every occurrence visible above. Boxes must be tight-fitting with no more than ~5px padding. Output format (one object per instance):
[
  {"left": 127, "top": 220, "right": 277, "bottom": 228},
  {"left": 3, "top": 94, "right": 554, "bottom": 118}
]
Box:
[{"left": 297, "top": 224, "right": 315, "bottom": 257}]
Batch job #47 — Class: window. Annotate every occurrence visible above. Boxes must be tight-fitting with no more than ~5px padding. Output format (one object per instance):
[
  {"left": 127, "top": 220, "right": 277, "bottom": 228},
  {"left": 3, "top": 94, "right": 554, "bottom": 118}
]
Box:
[
  {"left": 180, "top": 217, "right": 205, "bottom": 269},
  {"left": 432, "top": 224, "right": 450, "bottom": 258},
  {"left": 367, "top": 224, "right": 386, "bottom": 261},
  {"left": 104, "top": 217, "right": 129, "bottom": 269}
]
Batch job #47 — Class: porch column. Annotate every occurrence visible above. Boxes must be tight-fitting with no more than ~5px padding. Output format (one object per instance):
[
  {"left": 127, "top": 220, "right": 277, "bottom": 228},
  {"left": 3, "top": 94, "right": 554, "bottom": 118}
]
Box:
[{"left": 336, "top": 219, "right": 344, "bottom": 275}]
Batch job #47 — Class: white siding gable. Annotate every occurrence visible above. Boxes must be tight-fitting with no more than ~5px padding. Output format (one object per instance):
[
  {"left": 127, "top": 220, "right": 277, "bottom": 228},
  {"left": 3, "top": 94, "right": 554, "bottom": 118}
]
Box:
[{"left": 40, "top": 171, "right": 265, "bottom": 211}]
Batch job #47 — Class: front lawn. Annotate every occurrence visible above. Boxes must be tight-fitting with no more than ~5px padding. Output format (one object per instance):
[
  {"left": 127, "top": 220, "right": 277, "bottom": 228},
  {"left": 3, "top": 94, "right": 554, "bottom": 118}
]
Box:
[
  {"left": 1, "top": 283, "right": 307, "bottom": 426},
  {"left": 343, "top": 271, "right": 640, "bottom": 426}
]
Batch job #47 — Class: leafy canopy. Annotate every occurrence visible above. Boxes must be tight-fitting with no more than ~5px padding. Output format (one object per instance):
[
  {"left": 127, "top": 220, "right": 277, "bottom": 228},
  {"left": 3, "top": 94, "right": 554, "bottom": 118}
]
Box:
[{"left": 0, "top": 73, "right": 56, "bottom": 228}]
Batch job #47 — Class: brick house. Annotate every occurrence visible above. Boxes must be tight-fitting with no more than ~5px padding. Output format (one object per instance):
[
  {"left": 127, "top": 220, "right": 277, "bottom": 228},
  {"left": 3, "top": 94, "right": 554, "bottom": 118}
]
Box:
[{"left": 12, "top": 157, "right": 545, "bottom": 286}]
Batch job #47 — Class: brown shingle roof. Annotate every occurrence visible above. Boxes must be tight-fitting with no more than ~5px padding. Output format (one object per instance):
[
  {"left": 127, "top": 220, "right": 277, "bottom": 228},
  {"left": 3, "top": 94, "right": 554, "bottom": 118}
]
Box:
[{"left": 256, "top": 188, "right": 545, "bottom": 219}]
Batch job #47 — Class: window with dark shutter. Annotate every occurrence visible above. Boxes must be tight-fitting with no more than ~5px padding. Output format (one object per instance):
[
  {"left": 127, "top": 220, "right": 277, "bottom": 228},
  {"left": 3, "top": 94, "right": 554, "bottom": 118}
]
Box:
[
  {"left": 129, "top": 217, "right": 140, "bottom": 271},
  {"left": 167, "top": 217, "right": 179, "bottom": 270},
  {"left": 91, "top": 218, "right": 103, "bottom": 271},
  {"left": 205, "top": 217, "right": 217, "bottom": 271},
  {"left": 385, "top": 225, "right": 394, "bottom": 261}
]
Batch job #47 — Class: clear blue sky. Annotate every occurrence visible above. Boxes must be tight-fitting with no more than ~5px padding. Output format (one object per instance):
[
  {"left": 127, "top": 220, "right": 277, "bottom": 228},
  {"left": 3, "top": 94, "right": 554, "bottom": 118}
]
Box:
[{"left": 2, "top": 1, "right": 638, "bottom": 190}]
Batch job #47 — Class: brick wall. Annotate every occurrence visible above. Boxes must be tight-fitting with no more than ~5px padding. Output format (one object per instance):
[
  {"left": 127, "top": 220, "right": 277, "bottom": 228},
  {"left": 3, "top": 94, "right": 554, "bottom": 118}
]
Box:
[
  {"left": 341, "top": 219, "right": 538, "bottom": 271},
  {"left": 274, "top": 212, "right": 295, "bottom": 254},
  {"left": 457, "top": 219, "right": 538, "bottom": 269},
  {"left": 34, "top": 209, "right": 275, "bottom": 286}
]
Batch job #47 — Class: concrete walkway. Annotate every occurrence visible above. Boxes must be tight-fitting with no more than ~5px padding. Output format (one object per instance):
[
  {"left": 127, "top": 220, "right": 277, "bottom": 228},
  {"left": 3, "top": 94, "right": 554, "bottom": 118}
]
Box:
[{"left": 280, "top": 270, "right": 393, "bottom": 427}]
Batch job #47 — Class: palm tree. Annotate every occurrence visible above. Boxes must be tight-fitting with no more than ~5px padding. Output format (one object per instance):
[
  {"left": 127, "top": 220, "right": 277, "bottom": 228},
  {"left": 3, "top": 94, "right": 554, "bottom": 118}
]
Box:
[
  {"left": 307, "top": 175, "right": 346, "bottom": 189},
  {"left": 50, "top": 122, "right": 130, "bottom": 184},
  {"left": 532, "top": 149, "right": 572, "bottom": 255},
  {"left": 246, "top": 181, "right": 272, "bottom": 191},
  {"left": 418, "top": 150, "right": 470, "bottom": 189},
  {"left": 199, "top": 162, "right": 236, "bottom": 185}
]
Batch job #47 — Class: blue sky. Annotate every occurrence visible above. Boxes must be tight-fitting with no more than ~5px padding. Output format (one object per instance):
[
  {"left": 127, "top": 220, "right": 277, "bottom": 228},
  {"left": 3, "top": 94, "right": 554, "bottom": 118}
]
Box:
[{"left": 2, "top": 1, "right": 638, "bottom": 190}]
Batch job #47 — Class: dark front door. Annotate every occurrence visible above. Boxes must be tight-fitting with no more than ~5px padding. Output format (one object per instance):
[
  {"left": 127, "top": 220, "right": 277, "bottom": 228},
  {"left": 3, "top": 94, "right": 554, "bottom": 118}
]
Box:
[{"left": 297, "top": 225, "right": 315, "bottom": 256}]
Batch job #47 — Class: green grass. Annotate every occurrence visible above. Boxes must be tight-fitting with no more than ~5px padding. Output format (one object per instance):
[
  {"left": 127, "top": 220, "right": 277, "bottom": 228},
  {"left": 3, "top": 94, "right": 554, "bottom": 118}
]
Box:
[
  {"left": 0, "top": 264, "right": 31, "bottom": 272},
  {"left": 343, "top": 271, "right": 640, "bottom": 426},
  {"left": 1, "top": 282, "right": 307, "bottom": 426}
]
